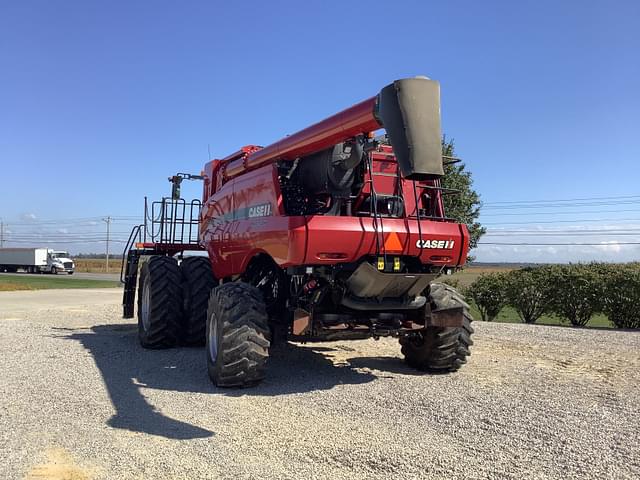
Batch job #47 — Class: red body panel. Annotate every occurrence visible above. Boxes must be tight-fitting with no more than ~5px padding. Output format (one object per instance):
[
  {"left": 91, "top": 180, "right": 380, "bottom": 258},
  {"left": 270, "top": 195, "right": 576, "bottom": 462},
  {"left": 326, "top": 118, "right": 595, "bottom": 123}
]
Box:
[
  {"left": 301, "top": 216, "right": 467, "bottom": 266},
  {"left": 200, "top": 159, "right": 469, "bottom": 279}
]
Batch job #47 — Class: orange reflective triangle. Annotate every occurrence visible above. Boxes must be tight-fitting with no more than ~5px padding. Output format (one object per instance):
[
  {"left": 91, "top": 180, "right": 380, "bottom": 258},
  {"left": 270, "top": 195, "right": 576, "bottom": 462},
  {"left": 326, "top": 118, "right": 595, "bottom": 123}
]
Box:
[{"left": 384, "top": 231, "right": 403, "bottom": 252}]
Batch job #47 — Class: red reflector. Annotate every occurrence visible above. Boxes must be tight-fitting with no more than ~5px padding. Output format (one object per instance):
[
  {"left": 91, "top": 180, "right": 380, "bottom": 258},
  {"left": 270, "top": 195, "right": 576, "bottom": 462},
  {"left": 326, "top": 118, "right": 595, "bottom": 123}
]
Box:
[
  {"left": 317, "top": 252, "right": 348, "bottom": 260},
  {"left": 429, "top": 255, "right": 452, "bottom": 262}
]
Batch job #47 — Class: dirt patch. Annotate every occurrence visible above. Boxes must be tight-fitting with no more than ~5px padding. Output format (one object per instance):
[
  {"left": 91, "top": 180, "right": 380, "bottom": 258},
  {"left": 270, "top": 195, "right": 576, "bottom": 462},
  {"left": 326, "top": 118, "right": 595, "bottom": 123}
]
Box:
[
  {"left": 25, "top": 448, "right": 94, "bottom": 480},
  {"left": 0, "top": 283, "right": 34, "bottom": 291}
]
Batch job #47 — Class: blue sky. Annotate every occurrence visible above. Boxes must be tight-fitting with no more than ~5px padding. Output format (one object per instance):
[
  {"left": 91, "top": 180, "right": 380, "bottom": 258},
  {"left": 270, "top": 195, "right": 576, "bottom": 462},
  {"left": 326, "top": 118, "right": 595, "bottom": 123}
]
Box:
[{"left": 1, "top": 1, "right": 639, "bottom": 261}]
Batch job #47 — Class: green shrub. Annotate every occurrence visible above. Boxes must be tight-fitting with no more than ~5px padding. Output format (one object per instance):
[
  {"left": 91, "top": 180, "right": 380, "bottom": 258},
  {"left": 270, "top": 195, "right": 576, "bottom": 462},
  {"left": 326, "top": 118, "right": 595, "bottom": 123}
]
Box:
[
  {"left": 601, "top": 264, "right": 640, "bottom": 329},
  {"left": 547, "top": 264, "right": 603, "bottom": 327},
  {"left": 466, "top": 273, "right": 508, "bottom": 321},
  {"left": 504, "top": 267, "right": 554, "bottom": 324}
]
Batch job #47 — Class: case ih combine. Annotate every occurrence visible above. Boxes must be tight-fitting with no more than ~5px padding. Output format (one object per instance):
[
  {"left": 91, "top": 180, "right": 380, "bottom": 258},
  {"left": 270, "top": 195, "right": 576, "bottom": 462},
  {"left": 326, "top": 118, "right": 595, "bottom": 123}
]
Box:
[{"left": 122, "top": 76, "right": 474, "bottom": 387}]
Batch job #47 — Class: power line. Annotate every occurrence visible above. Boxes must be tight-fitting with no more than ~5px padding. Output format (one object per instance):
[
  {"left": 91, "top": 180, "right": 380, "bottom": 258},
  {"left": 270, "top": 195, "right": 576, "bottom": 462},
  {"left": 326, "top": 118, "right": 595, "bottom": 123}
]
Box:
[
  {"left": 5, "top": 216, "right": 140, "bottom": 226},
  {"left": 2, "top": 239, "right": 127, "bottom": 244},
  {"left": 483, "top": 218, "right": 640, "bottom": 225},
  {"left": 481, "top": 208, "right": 640, "bottom": 217},
  {"left": 484, "top": 201, "right": 640, "bottom": 211},
  {"left": 484, "top": 232, "right": 640, "bottom": 237},
  {"left": 479, "top": 242, "right": 640, "bottom": 246},
  {"left": 483, "top": 194, "right": 640, "bottom": 206}
]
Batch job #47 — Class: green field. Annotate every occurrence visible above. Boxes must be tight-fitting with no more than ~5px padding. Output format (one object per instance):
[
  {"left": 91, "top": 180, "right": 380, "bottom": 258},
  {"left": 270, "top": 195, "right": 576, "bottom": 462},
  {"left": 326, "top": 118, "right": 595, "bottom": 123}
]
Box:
[
  {"left": 449, "top": 265, "right": 514, "bottom": 288},
  {"left": 0, "top": 275, "right": 121, "bottom": 291},
  {"left": 446, "top": 266, "right": 614, "bottom": 328},
  {"left": 467, "top": 303, "right": 612, "bottom": 328}
]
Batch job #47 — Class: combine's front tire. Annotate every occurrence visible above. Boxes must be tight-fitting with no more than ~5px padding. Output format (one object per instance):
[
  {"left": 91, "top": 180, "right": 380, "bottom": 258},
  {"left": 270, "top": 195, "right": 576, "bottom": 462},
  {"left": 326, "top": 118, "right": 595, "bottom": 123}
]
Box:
[
  {"left": 206, "top": 282, "right": 270, "bottom": 387},
  {"left": 138, "top": 256, "right": 183, "bottom": 349},
  {"left": 181, "top": 256, "right": 217, "bottom": 346},
  {"left": 401, "top": 283, "right": 474, "bottom": 372}
]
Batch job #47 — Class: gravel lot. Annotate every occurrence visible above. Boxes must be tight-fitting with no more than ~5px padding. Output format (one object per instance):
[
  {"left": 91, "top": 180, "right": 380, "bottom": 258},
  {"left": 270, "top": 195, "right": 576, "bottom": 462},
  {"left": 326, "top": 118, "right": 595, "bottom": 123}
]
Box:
[{"left": 1, "top": 289, "right": 639, "bottom": 479}]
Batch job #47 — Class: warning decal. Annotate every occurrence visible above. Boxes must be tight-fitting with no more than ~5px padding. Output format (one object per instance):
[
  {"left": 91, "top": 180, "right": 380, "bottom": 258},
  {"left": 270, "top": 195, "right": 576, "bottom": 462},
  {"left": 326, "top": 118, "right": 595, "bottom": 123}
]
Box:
[{"left": 384, "top": 231, "right": 403, "bottom": 252}]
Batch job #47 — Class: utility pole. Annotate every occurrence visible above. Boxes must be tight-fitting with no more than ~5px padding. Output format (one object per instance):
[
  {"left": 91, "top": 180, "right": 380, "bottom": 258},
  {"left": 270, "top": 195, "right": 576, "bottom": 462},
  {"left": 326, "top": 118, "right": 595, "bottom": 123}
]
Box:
[
  {"left": 102, "top": 216, "right": 112, "bottom": 273},
  {"left": 0, "top": 219, "right": 4, "bottom": 248}
]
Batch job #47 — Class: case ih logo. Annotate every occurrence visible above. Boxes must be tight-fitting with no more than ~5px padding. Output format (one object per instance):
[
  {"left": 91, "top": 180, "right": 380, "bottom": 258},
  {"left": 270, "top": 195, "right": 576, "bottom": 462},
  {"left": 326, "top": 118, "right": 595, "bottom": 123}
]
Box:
[
  {"left": 248, "top": 203, "right": 272, "bottom": 218},
  {"left": 416, "top": 239, "right": 455, "bottom": 249}
]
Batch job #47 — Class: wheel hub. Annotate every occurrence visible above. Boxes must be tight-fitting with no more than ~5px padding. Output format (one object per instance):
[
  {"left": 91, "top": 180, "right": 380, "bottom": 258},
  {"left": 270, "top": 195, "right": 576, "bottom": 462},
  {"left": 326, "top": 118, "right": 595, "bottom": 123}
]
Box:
[
  {"left": 208, "top": 312, "right": 218, "bottom": 364},
  {"left": 141, "top": 281, "right": 151, "bottom": 332}
]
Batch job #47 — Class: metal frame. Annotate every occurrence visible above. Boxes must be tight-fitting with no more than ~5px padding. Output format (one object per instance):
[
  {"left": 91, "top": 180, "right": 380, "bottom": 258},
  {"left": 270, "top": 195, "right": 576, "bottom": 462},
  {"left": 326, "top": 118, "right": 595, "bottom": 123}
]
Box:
[{"left": 120, "top": 196, "right": 205, "bottom": 318}]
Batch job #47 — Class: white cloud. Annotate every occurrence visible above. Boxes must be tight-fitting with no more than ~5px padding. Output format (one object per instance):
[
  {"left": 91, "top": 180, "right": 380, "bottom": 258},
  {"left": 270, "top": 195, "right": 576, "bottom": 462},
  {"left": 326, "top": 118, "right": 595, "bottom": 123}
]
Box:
[
  {"left": 474, "top": 222, "right": 640, "bottom": 263},
  {"left": 21, "top": 213, "right": 37, "bottom": 221}
]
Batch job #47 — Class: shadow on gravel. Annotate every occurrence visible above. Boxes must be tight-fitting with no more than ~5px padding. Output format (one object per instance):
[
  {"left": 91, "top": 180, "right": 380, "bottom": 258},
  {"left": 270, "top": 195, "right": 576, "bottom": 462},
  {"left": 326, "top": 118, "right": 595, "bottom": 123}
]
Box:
[
  {"left": 222, "top": 342, "right": 379, "bottom": 397},
  {"left": 56, "top": 324, "right": 215, "bottom": 440},
  {"left": 57, "top": 323, "right": 418, "bottom": 435}
]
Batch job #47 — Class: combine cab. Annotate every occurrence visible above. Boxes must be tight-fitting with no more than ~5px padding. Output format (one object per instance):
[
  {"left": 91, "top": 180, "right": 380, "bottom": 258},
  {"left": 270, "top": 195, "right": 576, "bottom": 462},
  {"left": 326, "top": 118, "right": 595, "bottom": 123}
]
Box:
[{"left": 122, "top": 76, "right": 474, "bottom": 387}]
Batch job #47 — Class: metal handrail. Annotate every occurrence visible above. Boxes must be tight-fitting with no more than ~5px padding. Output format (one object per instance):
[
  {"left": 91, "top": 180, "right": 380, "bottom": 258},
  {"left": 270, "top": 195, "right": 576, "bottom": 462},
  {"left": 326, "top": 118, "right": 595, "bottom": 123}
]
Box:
[
  {"left": 147, "top": 197, "right": 202, "bottom": 245},
  {"left": 120, "top": 224, "right": 143, "bottom": 283}
]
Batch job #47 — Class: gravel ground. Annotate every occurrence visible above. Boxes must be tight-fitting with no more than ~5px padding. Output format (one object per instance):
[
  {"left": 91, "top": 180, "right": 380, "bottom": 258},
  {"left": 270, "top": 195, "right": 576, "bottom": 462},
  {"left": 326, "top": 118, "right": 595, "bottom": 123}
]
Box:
[{"left": 1, "top": 289, "right": 639, "bottom": 479}]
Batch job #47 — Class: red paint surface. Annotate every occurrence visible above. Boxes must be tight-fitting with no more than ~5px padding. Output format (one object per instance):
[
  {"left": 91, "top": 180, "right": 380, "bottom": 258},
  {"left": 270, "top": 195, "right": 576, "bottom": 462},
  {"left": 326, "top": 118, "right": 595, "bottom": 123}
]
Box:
[{"left": 200, "top": 158, "right": 468, "bottom": 279}]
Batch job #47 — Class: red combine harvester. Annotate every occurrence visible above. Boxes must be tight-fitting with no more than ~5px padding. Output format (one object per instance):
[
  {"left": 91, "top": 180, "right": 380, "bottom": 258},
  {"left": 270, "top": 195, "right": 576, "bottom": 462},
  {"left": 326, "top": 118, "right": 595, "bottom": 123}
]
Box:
[{"left": 122, "top": 76, "right": 474, "bottom": 387}]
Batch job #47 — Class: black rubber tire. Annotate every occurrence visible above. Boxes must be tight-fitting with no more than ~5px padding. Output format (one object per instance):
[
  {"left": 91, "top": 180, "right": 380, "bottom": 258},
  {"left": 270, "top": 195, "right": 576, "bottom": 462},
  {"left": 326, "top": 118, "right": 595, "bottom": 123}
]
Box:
[
  {"left": 51, "top": 266, "right": 57, "bottom": 275},
  {"left": 68, "top": 271, "right": 74, "bottom": 275},
  {"left": 206, "top": 282, "right": 270, "bottom": 387},
  {"left": 181, "top": 256, "right": 217, "bottom": 346},
  {"left": 400, "top": 283, "right": 474, "bottom": 372},
  {"left": 137, "top": 256, "right": 183, "bottom": 349}
]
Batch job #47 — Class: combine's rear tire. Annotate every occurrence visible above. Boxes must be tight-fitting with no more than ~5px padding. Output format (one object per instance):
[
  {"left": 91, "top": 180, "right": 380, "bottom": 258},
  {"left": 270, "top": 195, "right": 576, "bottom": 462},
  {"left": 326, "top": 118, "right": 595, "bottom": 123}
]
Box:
[
  {"left": 181, "top": 256, "right": 217, "bottom": 346},
  {"left": 400, "top": 283, "right": 474, "bottom": 372},
  {"left": 206, "top": 282, "right": 270, "bottom": 387},
  {"left": 138, "top": 256, "right": 183, "bottom": 349}
]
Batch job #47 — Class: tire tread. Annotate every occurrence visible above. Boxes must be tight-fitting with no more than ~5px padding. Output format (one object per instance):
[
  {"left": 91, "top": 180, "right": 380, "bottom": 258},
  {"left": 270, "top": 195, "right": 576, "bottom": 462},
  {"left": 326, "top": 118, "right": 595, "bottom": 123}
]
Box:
[
  {"left": 207, "top": 282, "right": 270, "bottom": 387},
  {"left": 138, "top": 256, "right": 183, "bottom": 349},
  {"left": 401, "top": 282, "right": 474, "bottom": 372}
]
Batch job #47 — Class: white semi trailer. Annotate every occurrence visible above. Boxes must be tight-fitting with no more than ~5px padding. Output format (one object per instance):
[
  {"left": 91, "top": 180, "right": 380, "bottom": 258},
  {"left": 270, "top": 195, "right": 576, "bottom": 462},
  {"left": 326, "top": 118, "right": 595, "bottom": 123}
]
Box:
[{"left": 0, "top": 248, "right": 75, "bottom": 274}]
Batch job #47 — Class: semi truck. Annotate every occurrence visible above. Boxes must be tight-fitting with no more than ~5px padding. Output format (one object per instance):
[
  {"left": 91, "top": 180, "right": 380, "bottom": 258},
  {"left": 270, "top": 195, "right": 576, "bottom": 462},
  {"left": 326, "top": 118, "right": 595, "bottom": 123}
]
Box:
[
  {"left": 0, "top": 248, "right": 75, "bottom": 274},
  {"left": 122, "top": 76, "right": 474, "bottom": 388}
]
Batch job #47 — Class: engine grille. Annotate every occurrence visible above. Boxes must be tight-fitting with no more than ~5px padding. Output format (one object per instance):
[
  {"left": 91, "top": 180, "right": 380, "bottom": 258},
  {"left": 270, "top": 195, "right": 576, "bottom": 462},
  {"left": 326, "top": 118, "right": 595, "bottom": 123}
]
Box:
[{"left": 64, "top": 262, "right": 73, "bottom": 269}]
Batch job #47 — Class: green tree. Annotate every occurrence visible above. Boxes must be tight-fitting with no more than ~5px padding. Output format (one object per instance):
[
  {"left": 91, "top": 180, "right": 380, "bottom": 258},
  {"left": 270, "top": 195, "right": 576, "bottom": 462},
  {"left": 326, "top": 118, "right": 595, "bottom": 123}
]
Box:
[
  {"left": 601, "top": 263, "right": 640, "bottom": 329},
  {"left": 466, "top": 273, "right": 508, "bottom": 321},
  {"left": 504, "top": 267, "right": 554, "bottom": 324},
  {"left": 441, "top": 137, "right": 486, "bottom": 253},
  {"left": 547, "top": 264, "right": 602, "bottom": 327}
]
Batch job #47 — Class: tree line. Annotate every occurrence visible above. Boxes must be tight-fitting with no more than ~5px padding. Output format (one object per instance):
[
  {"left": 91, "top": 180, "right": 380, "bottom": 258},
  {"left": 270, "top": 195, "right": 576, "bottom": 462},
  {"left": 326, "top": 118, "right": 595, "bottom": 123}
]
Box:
[{"left": 464, "top": 263, "right": 640, "bottom": 329}]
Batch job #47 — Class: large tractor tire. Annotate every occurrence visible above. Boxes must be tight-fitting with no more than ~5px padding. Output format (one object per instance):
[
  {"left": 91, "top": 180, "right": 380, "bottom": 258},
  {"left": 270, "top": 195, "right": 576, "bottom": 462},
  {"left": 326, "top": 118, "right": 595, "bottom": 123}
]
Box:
[
  {"left": 181, "top": 256, "right": 217, "bottom": 346},
  {"left": 137, "top": 256, "right": 183, "bottom": 349},
  {"left": 400, "top": 283, "right": 474, "bottom": 372},
  {"left": 206, "top": 282, "right": 270, "bottom": 387}
]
